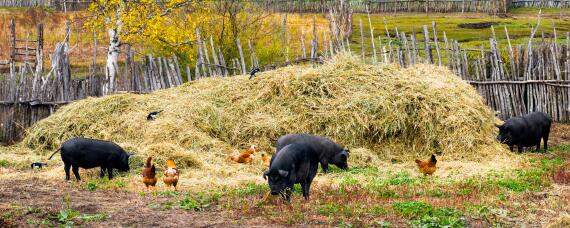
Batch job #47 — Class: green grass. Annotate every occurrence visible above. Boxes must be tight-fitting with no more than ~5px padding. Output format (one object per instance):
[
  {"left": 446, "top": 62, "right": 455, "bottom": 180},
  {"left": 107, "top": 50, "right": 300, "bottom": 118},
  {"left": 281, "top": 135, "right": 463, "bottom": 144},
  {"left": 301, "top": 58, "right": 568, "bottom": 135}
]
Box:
[
  {"left": 392, "top": 201, "right": 433, "bottom": 218},
  {"left": 352, "top": 11, "right": 570, "bottom": 53},
  {"left": 83, "top": 177, "right": 127, "bottom": 191},
  {"left": 0, "top": 159, "right": 8, "bottom": 167}
]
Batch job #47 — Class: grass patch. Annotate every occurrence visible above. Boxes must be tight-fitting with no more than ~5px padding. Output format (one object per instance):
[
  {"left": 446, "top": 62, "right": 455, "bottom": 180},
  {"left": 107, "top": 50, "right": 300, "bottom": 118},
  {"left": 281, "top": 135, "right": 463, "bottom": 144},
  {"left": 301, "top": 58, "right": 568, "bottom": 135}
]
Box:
[
  {"left": 424, "top": 189, "right": 451, "bottom": 198},
  {"left": 0, "top": 159, "right": 9, "bottom": 167},
  {"left": 392, "top": 201, "right": 433, "bottom": 218},
  {"left": 178, "top": 193, "right": 219, "bottom": 211},
  {"left": 232, "top": 183, "right": 268, "bottom": 197},
  {"left": 410, "top": 207, "right": 465, "bottom": 227}
]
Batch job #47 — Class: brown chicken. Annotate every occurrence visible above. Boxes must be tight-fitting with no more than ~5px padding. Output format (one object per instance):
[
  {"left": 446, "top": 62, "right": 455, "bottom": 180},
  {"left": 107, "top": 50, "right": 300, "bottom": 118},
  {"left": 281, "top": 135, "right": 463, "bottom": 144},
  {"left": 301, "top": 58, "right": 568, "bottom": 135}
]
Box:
[
  {"left": 163, "top": 159, "right": 179, "bottom": 191},
  {"left": 230, "top": 144, "right": 257, "bottom": 164},
  {"left": 142, "top": 157, "right": 158, "bottom": 190},
  {"left": 415, "top": 154, "right": 437, "bottom": 176},
  {"left": 261, "top": 153, "right": 271, "bottom": 167}
]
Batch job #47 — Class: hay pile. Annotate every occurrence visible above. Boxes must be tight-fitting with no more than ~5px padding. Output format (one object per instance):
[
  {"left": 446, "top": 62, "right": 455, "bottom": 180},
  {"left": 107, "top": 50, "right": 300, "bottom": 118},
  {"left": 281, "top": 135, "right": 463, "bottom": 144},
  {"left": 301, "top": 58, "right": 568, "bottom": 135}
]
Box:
[{"left": 23, "top": 55, "right": 506, "bottom": 186}]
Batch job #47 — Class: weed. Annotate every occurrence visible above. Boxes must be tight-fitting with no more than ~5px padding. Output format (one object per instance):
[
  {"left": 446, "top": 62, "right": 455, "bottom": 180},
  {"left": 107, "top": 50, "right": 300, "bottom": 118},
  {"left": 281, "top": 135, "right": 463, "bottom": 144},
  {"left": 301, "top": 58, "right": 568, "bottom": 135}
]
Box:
[
  {"left": 376, "top": 189, "right": 397, "bottom": 199},
  {"left": 384, "top": 172, "right": 416, "bottom": 186},
  {"left": 339, "top": 175, "right": 360, "bottom": 187},
  {"left": 0, "top": 159, "right": 8, "bottom": 167},
  {"left": 233, "top": 183, "right": 267, "bottom": 197},
  {"left": 153, "top": 191, "right": 180, "bottom": 197},
  {"left": 466, "top": 204, "right": 492, "bottom": 219},
  {"left": 178, "top": 197, "right": 212, "bottom": 211},
  {"left": 49, "top": 209, "right": 80, "bottom": 224},
  {"left": 26, "top": 219, "right": 52, "bottom": 226},
  {"left": 318, "top": 203, "right": 340, "bottom": 216},
  {"left": 370, "top": 206, "right": 388, "bottom": 215},
  {"left": 374, "top": 220, "right": 391, "bottom": 227},
  {"left": 424, "top": 189, "right": 451, "bottom": 198},
  {"left": 497, "top": 192, "right": 507, "bottom": 201},
  {"left": 495, "top": 178, "right": 530, "bottom": 192},
  {"left": 86, "top": 181, "right": 98, "bottom": 191},
  {"left": 318, "top": 203, "right": 355, "bottom": 217},
  {"left": 77, "top": 213, "right": 108, "bottom": 222},
  {"left": 410, "top": 208, "right": 465, "bottom": 227},
  {"left": 392, "top": 201, "right": 433, "bottom": 218}
]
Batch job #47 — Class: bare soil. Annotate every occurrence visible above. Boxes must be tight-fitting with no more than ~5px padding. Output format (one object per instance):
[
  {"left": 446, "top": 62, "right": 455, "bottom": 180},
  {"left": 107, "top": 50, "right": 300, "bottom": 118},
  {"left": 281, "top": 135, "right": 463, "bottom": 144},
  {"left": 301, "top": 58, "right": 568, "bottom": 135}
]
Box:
[{"left": 0, "top": 177, "right": 243, "bottom": 227}]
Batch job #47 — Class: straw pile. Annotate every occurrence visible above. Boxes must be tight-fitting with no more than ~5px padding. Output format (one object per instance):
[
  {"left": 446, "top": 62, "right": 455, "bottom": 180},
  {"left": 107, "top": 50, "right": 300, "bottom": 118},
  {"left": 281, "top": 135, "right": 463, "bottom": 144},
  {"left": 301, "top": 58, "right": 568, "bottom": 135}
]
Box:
[{"left": 23, "top": 55, "right": 506, "bottom": 182}]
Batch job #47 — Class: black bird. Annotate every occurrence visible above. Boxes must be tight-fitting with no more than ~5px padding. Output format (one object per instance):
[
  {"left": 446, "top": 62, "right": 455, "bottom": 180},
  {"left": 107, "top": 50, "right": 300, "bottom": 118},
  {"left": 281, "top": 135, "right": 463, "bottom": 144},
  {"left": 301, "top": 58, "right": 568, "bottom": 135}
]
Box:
[
  {"left": 31, "top": 162, "right": 48, "bottom": 169},
  {"left": 249, "top": 68, "right": 260, "bottom": 80},
  {"left": 147, "top": 110, "right": 163, "bottom": 120}
]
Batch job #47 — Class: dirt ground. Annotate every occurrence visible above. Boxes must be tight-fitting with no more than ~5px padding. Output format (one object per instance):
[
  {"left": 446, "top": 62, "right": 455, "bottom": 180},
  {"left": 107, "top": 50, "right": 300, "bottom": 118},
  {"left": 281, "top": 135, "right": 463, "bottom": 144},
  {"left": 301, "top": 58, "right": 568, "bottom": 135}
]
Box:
[
  {"left": 549, "top": 123, "right": 570, "bottom": 146},
  {"left": 0, "top": 123, "right": 569, "bottom": 227},
  {"left": 0, "top": 177, "right": 235, "bottom": 227}
]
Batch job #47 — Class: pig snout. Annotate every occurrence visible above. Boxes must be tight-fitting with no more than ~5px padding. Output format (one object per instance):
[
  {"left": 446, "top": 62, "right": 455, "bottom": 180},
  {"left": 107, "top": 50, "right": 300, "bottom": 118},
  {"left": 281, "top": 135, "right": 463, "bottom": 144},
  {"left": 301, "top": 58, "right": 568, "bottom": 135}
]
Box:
[{"left": 270, "top": 191, "right": 279, "bottom": 195}]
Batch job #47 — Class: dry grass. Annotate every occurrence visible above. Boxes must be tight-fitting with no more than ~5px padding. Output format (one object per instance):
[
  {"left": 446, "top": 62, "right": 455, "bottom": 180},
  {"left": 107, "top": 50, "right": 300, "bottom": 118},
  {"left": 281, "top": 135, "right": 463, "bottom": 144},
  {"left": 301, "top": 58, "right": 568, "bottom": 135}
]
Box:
[{"left": 20, "top": 54, "right": 509, "bottom": 189}]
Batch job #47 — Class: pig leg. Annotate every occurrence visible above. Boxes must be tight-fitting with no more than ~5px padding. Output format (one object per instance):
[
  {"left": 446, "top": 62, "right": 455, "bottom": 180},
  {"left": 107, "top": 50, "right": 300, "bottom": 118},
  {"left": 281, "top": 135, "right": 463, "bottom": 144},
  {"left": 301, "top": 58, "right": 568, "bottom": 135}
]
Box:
[
  {"left": 72, "top": 165, "right": 81, "bottom": 181},
  {"left": 300, "top": 182, "right": 309, "bottom": 200},
  {"left": 303, "top": 166, "right": 317, "bottom": 200},
  {"left": 64, "top": 162, "right": 71, "bottom": 181},
  {"left": 508, "top": 145, "right": 514, "bottom": 152},
  {"left": 107, "top": 167, "right": 114, "bottom": 180},
  {"left": 517, "top": 144, "right": 523, "bottom": 153},
  {"left": 320, "top": 160, "right": 329, "bottom": 173},
  {"left": 538, "top": 134, "right": 550, "bottom": 152},
  {"left": 100, "top": 167, "right": 106, "bottom": 178}
]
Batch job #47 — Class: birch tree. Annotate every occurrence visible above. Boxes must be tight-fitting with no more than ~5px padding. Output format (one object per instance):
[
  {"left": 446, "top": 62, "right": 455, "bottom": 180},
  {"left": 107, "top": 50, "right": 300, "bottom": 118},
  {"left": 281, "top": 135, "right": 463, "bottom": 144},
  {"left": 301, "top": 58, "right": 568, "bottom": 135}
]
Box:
[{"left": 86, "top": 0, "right": 209, "bottom": 94}]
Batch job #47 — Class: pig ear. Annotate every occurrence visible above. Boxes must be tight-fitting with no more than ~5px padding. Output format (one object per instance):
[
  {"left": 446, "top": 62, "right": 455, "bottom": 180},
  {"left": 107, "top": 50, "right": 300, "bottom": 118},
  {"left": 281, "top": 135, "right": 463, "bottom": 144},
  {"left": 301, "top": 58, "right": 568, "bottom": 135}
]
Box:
[
  {"left": 278, "top": 169, "right": 289, "bottom": 177},
  {"left": 341, "top": 150, "right": 349, "bottom": 158},
  {"left": 263, "top": 170, "right": 270, "bottom": 180}
]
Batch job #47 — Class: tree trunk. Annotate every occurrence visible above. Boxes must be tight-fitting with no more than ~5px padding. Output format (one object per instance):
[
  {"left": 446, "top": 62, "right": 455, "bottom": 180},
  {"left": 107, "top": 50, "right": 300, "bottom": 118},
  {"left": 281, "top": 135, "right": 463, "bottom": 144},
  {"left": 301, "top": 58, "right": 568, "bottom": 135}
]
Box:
[{"left": 104, "top": 27, "right": 120, "bottom": 95}]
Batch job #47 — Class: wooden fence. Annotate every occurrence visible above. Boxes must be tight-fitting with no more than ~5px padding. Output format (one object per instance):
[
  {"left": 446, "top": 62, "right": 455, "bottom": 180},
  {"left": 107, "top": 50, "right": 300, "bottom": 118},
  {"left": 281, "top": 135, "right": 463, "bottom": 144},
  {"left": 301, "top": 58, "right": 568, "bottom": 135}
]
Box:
[
  {"left": 1, "top": 1, "right": 569, "bottom": 13},
  {"left": 0, "top": 9, "right": 568, "bottom": 144},
  {"left": 509, "top": 0, "right": 570, "bottom": 8}
]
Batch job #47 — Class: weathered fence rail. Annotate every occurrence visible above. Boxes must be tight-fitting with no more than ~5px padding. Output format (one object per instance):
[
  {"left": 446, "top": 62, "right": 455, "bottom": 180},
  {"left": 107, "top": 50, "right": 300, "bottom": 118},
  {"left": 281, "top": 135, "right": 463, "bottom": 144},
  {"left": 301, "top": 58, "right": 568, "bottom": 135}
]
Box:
[
  {"left": 509, "top": 0, "right": 570, "bottom": 8},
  {"left": 0, "top": 7, "right": 568, "bottom": 144},
  {"left": 1, "top": 0, "right": 569, "bottom": 13}
]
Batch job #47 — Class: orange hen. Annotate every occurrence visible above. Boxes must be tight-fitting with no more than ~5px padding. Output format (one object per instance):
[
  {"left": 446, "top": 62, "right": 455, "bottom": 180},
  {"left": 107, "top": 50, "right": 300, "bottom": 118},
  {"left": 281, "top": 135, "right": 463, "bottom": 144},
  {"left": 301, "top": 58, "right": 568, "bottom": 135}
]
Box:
[
  {"left": 142, "top": 157, "right": 157, "bottom": 189},
  {"left": 230, "top": 145, "right": 257, "bottom": 164},
  {"left": 163, "top": 159, "right": 179, "bottom": 191},
  {"left": 261, "top": 153, "right": 271, "bottom": 167},
  {"left": 415, "top": 154, "right": 437, "bottom": 176}
]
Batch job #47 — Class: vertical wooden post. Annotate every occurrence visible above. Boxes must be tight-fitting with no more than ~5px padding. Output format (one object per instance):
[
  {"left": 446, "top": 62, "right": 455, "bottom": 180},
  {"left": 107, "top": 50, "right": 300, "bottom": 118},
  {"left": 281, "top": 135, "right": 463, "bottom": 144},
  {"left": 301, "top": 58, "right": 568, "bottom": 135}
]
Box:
[
  {"left": 196, "top": 28, "right": 207, "bottom": 77},
  {"left": 311, "top": 15, "right": 318, "bottom": 65},
  {"left": 282, "top": 13, "right": 288, "bottom": 63},
  {"left": 422, "top": 25, "right": 433, "bottom": 64},
  {"left": 91, "top": 28, "right": 97, "bottom": 75},
  {"left": 504, "top": 26, "right": 516, "bottom": 78},
  {"left": 301, "top": 29, "right": 306, "bottom": 59},
  {"left": 248, "top": 39, "right": 259, "bottom": 67},
  {"left": 360, "top": 18, "right": 365, "bottom": 60},
  {"left": 432, "top": 21, "right": 442, "bottom": 66},
  {"left": 366, "top": 6, "right": 377, "bottom": 64},
  {"left": 236, "top": 38, "right": 246, "bottom": 75},
  {"left": 9, "top": 18, "right": 15, "bottom": 64},
  {"left": 210, "top": 37, "right": 221, "bottom": 76},
  {"left": 202, "top": 40, "right": 213, "bottom": 76},
  {"left": 36, "top": 23, "right": 43, "bottom": 76}
]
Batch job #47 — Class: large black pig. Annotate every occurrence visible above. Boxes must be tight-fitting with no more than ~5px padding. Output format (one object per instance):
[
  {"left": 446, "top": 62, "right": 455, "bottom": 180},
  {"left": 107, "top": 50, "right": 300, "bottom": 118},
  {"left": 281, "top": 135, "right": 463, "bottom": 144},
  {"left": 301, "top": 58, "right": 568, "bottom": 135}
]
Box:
[
  {"left": 264, "top": 143, "right": 319, "bottom": 202},
  {"left": 274, "top": 134, "right": 349, "bottom": 173},
  {"left": 48, "top": 137, "right": 131, "bottom": 181},
  {"left": 496, "top": 112, "right": 552, "bottom": 152}
]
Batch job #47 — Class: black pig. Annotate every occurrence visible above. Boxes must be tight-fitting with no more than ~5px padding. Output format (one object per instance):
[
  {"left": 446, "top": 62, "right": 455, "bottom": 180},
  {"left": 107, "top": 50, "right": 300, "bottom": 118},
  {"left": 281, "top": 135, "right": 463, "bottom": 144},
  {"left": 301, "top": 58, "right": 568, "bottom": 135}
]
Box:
[
  {"left": 275, "top": 133, "right": 349, "bottom": 173},
  {"left": 264, "top": 143, "right": 319, "bottom": 202},
  {"left": 496, "top": 112, "right": 551, "bottom": 152},
  {"left": 48, "top": 137, "right": 131, "bottom": 181}
]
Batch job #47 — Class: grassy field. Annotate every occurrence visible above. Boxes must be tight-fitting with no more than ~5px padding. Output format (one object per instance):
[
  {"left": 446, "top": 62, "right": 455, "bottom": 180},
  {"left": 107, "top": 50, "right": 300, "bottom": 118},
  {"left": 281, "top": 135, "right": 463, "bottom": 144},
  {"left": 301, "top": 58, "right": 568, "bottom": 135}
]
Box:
[{"left": 0, "top": 7, "right": 568, "bottom": 75}]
